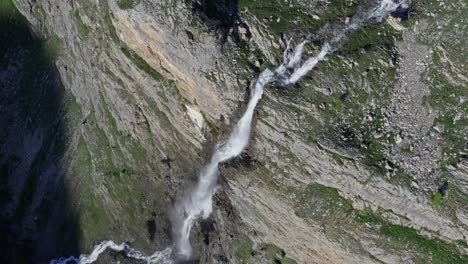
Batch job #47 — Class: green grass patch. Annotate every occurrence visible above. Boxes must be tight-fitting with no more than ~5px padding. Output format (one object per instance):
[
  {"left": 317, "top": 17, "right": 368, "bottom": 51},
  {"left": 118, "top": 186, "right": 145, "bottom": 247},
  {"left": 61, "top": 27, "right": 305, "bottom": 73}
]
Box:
[
  {"left": 239, "top": 0, "right": 358, "bottom": 36},
  {"left": 79, "top": 189, "right": 108, "bottom": 250},
  {"left": 319, "top": 0, "right": 359, "bottom": 22},
  {"left": 239, "top": 0, "right": 320, "bottom": 35},
  {"left": 117, "top": 0, "right": 138, "bottom": 10},
  {"left": 381, "top": 224, "right": 468, "bottom": 264},
  {"left": 120, "top": 46, "right": 164, "bottom": 81},
  {"left": 84, "top": 111, "right": 121, "bottom": 177},
  {"left": 342, "top": 23, "right": 400, "bottom": 53},
  {"left": 99, "top": 0, "right": 119, "bottom": 42},
  {"left": 258, "top": 243, "right": 297, "bottom": 264},
  {"left": 295, "top": 183, "right": 354, "bottom": 222},
  {"left": 74, "top": 136, "right": 93, "bottom": 176},
  {"left": 235, "top": 240, "right": 255, "bottom": 264},
  {"left": 356, "top": 210, "right": 384, "bottom": 224},
  {"left": 72, "top": 136, "right": 109, "bottom": 251},
  {"left": 74, "top": 10, "right": 90, "bottom": 36},
  {"left": 199, "top": 111, "right": 220, "bottom": 135},
  {"left": 45, "top": 34, "right": 63, "bottom": 59},
  {"left": 357, "top": 211, "right": 468, "bottom": 264},
  {"left": 432, "top": 192, "right": 443, "bottom": 206}
]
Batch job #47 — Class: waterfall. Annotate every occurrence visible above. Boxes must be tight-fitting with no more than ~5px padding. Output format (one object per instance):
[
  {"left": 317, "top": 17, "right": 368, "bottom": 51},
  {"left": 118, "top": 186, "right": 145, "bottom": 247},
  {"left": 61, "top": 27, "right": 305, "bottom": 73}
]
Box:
[
  {"left": 174, "top": 68, "right": 275, "bottom": 258},
  {"left": 49, "top": 0, "right": 406, "bottom": 263},
  {"left": 174, "top": 0, "right": 404, "bottom": 257}
]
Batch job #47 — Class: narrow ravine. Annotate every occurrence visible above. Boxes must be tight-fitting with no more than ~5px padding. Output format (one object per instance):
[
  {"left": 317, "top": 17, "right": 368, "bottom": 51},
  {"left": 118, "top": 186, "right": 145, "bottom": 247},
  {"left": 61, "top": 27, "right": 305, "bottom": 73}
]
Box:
[{"left": 50, "top": 0, "right": 406, "bottom": 263}]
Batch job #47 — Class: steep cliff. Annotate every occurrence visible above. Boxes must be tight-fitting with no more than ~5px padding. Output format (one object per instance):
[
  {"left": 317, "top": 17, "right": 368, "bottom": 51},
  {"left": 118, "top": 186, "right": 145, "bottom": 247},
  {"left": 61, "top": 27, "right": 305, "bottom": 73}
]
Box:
[{"left": 0, "top": 0, "right": 466, "bottom": 263}]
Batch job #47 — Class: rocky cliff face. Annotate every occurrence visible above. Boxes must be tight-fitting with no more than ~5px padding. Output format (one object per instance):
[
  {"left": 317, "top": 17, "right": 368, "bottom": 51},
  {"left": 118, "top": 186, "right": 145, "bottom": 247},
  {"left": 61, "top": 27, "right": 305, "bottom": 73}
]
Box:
[{"left": 1, "top": 0, "right": 466, "bottom": 263}]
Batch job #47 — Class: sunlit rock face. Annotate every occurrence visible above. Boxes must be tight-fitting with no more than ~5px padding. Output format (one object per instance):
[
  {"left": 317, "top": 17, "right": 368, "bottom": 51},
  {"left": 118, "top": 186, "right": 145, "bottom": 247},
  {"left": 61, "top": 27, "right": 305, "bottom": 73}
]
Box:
[{"left": 2, "top": 0, "right": 467, "bottom": 263}]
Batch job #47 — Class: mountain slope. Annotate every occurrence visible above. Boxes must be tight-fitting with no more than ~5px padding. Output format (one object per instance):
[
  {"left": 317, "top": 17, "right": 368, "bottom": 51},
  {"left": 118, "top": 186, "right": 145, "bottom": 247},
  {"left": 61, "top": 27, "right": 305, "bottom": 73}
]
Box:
[{"left": 1, "top": 0, "right": 466, "bottom": 263}]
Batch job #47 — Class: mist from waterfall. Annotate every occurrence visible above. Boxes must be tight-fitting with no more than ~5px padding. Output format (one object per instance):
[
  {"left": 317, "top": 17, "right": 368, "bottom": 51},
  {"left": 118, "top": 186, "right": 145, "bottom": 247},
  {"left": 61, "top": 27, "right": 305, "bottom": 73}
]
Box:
[{"left": 49, "top": 0, "right": 405, "bottom": 263}]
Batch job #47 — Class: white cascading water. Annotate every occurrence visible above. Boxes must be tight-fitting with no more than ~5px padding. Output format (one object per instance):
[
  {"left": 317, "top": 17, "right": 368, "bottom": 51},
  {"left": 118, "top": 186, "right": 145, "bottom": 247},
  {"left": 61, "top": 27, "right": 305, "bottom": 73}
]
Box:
[
  {"left": 49, "top": 0, "right": 405, "bottom": 263},
  {"left": 49, "top": 241, "right": 173, "bottom": 264},
  {"left": 174, "top": 67, "right": 275, "bottom": 258}
]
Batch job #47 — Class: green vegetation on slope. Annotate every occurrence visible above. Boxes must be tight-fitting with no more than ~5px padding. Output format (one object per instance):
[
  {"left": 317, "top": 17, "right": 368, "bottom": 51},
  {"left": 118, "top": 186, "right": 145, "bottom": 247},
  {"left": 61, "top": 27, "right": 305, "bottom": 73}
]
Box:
[
  {"left": 234, "top": 2, "right": 403, "bottom": 173},
  {"left": 245, "top": 163, "right": 466, "bottom": 263},
  {"left": 74, "top": 10, "right": 90, "bottom": 37},
  {"left": 234, "top": 239, "right": 297, "bottom": 264},
  {"left": 424, "top": 58, "right": 467, "bottom": 167},
  {"left": 288, "top": 42, "right": 398, "bottom": 172},
  {"left": 293, "top": 182, "right": 468, "bottom": 264},
  {"left": 357, "top": 211, "right": 468, "bottom": 264},
  {"left": 117, "top": 0, "right": 139, "bottom": 10},
  {"left": 342, "top": 23, "right": 401, "bottom": 53},
  {"left": 295, "top": 183, "right": 354, "bottom": 221},
  {"left": 431, "top": 192, "right": 443, "bottom": 206},
  {"left": 98, "top": 0, "right": 164, "bottom": 82},
  {"left": 120, "top": 46, "right": 164, "bottom": 81},
  {"left": 413, "top": 0, "right": 468, "bottom": 168},
  {"left": 239, "top": 0, "right": 321, "bottom": 36},
  {"left": 258, "top": 243, "right": 297, "bottom": 264},
  {"left": 45, "top": 34, "right": 63, "bottom": 59},
  {"left": 235, "top": 239, "right": 255, "bottom": 264},
  {"left": 239, "top": 0, "right": 359, "bottom": 36},
  {"left": 73, "top": 136, "right": 108, "bottom": 250}
]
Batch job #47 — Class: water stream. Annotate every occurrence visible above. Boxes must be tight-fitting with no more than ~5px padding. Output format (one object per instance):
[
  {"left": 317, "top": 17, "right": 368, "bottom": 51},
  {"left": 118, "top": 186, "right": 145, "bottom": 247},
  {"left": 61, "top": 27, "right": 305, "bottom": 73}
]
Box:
[{"left": 50, "top": 0, "right": 406, "bottom": 263}]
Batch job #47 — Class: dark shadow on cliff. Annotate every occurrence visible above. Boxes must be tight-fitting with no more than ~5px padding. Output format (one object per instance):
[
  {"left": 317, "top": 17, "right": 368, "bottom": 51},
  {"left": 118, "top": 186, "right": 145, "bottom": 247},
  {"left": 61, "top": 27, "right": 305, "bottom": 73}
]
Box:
[
  {"left": 0, "top": 1, "right": 80, "bottom": 263},
  {"left": 190, "top": 0, "right": 250, "bottom": 47}
]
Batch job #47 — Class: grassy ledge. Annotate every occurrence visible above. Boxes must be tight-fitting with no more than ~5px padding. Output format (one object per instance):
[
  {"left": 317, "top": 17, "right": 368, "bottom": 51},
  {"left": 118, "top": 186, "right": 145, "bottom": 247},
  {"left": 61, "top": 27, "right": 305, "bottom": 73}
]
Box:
[{"left": 117, "top": 0, "right": 139, "bottom": 10}]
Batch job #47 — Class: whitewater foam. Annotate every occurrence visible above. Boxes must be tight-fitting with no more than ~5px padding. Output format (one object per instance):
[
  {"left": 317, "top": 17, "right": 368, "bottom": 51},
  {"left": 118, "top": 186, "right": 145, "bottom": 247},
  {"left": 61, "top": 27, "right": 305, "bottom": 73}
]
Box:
[{"left": 50, "top": 241, "right": 173, "bottom": 264}]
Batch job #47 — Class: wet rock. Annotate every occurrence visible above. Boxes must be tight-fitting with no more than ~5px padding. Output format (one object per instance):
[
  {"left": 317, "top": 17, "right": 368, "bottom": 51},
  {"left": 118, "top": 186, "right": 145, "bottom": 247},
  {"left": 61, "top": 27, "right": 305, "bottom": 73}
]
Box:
[
  {"left": 146, "top": 218, "right": 156, "bottom": 242},
  {"left": 391, "top": 4, "right": 411, "bottom": 21}
]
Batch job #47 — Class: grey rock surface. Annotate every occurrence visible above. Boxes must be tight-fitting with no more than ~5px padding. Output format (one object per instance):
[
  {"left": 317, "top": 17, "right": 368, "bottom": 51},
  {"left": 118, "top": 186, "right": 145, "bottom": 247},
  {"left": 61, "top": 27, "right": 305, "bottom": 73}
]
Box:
[{"left": 1, "top": 0, "right": 467, "bottom": 263}]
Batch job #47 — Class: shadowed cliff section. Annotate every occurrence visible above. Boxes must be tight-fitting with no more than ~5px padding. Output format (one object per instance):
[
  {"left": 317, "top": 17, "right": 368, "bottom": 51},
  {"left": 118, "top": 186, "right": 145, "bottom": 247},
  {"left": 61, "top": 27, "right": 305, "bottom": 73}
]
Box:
[
  {"left": 190, "top": 0, "right": 249, "bottom": 45},
  {"left": 0, "top": 0, "right": 80, "bottom": 262}
]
